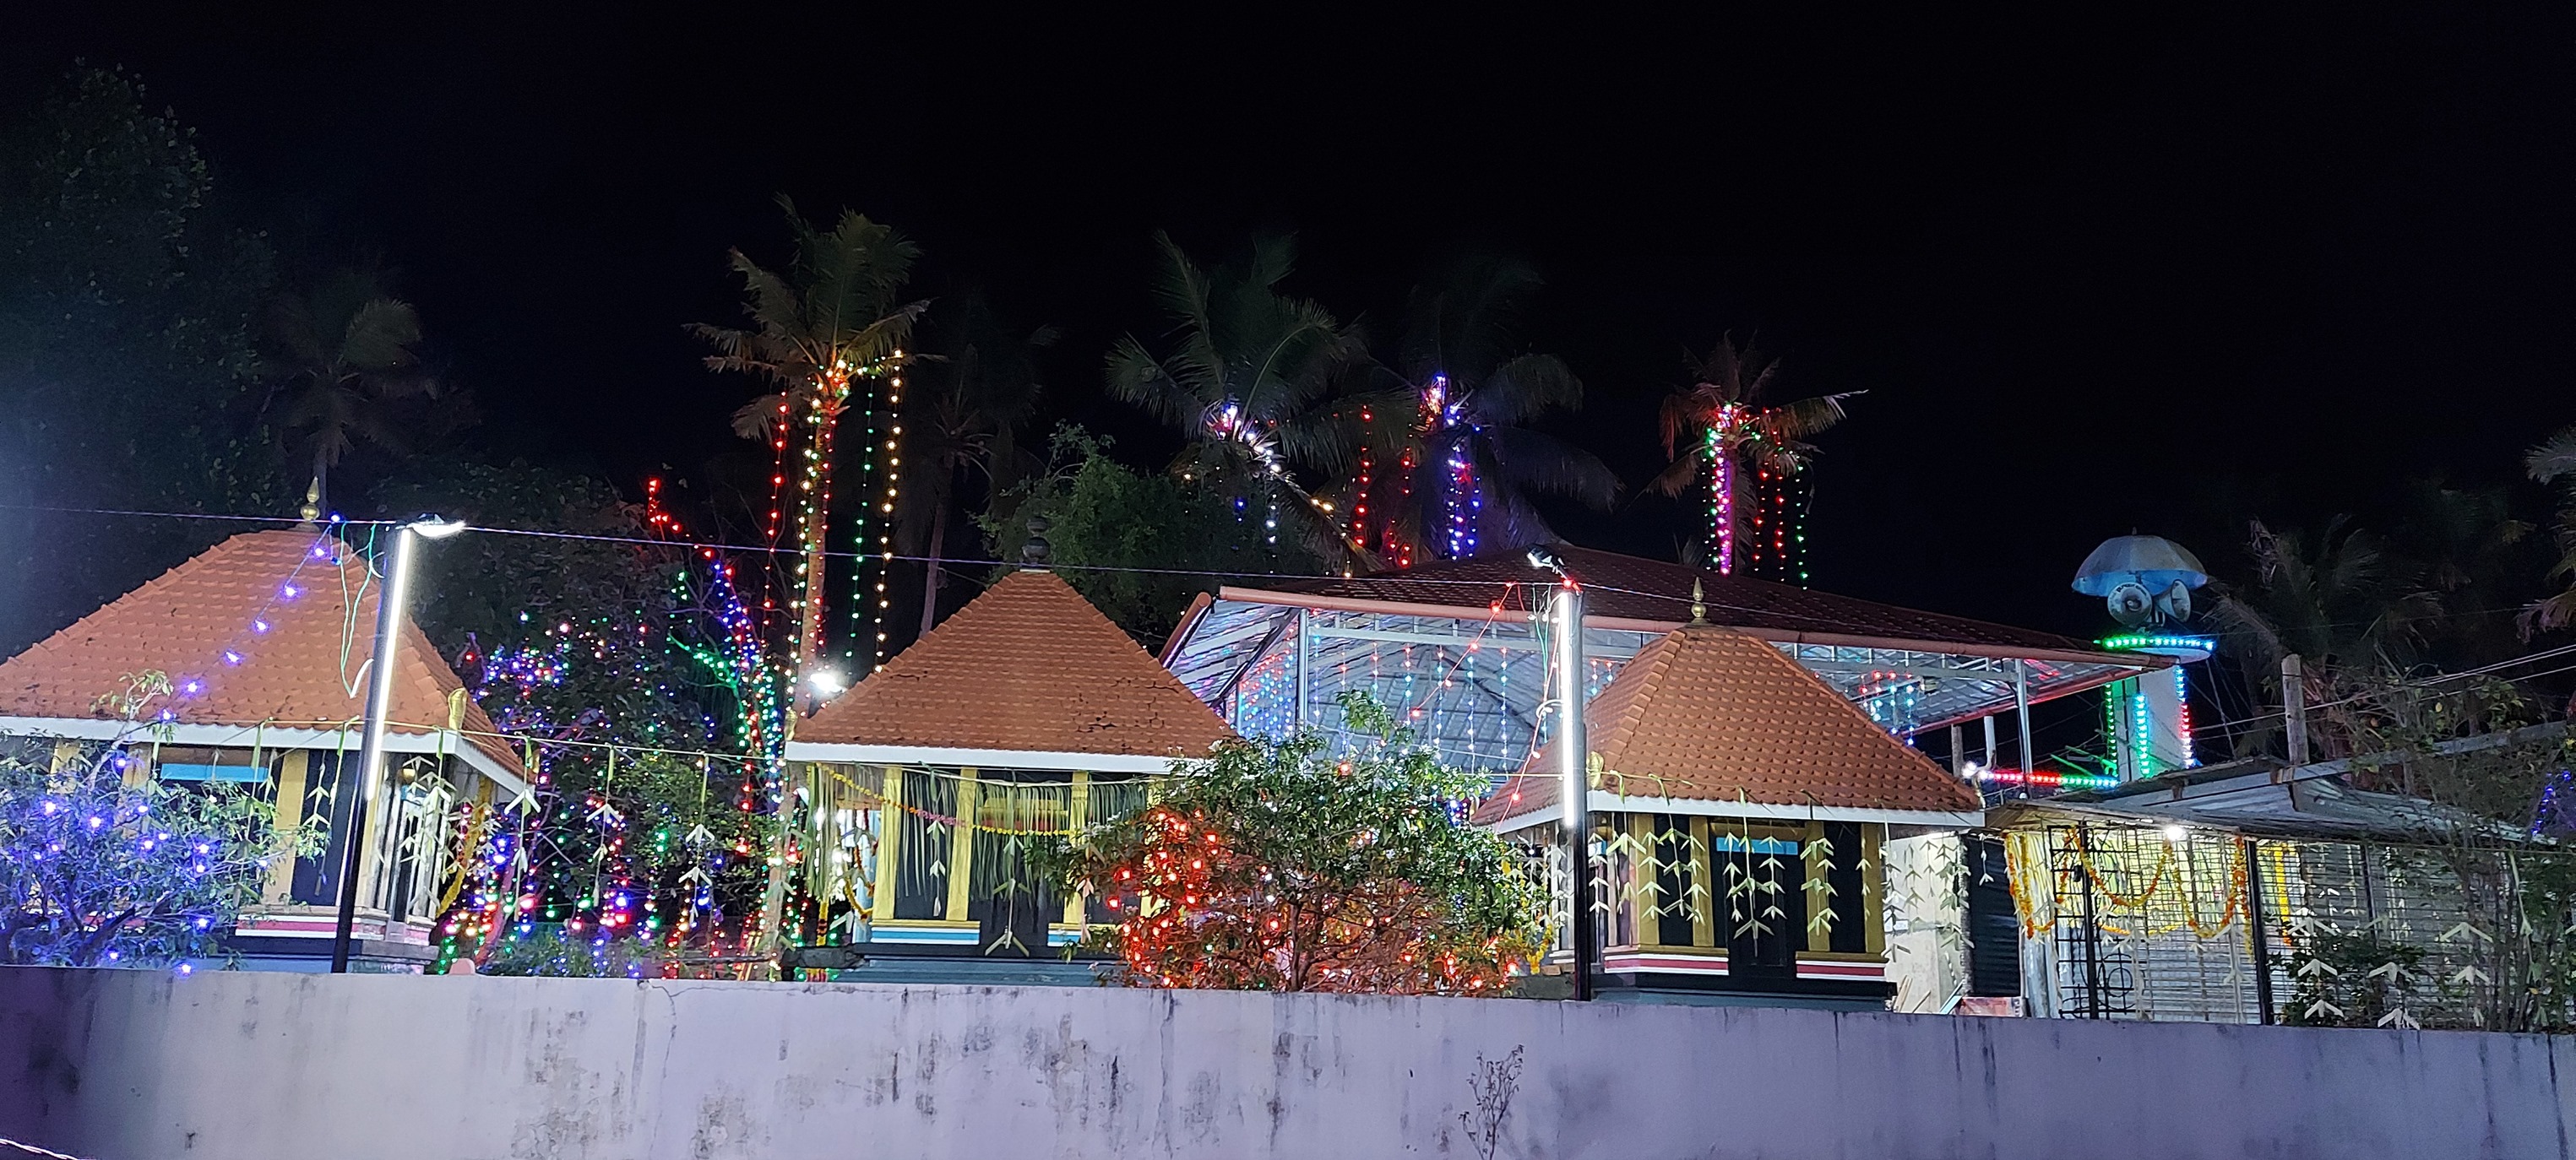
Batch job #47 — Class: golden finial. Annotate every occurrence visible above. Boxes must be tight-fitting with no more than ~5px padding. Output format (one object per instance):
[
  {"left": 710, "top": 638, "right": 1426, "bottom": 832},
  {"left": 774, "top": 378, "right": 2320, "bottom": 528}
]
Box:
[
  {"left": 1689, "top": 577, "right": 1707, "bottom": 625},
  {"left": 296, "top": 477, "right": 322, "bottom": 528}
]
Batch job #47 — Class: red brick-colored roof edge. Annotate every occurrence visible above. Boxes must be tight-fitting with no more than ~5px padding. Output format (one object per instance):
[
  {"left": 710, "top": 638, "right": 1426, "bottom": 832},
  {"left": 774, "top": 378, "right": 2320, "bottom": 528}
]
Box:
[
  {"left": 1474, "top": 625, "right": 1980, "bottom": 825},
  {"left": 0, "top": 529, "right": 524, "bottom": 778},
  {"left": 797, "top": 569, "right": 1236, "bottom": 758}
]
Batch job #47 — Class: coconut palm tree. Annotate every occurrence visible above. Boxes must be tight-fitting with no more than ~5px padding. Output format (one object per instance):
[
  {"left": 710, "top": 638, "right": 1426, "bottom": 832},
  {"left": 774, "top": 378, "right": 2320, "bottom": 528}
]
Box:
[
  {"left": 1104, "top": 233, "right": 1375, "bottom": 562},
  {"left": 1343, "top": 257, "right": 1617, "bottom": 565},
  {"left": 2526, "top": 426, "right": 2576, "bottom": 631},
  {"left": 1650, "top": 336, "right": 1854, "bottom": 579},
  {"left": 693, "top": 198, "right": 925, "bottom": 700},
  {"left": 899, "top": 292, "right": 1053, "bottom": 635},
  {"left": 2205, "top": 517, "right": 2437, "bottom": 758},
  {"left": 261, "top": 269, "right": 433, "bottom": 512}
]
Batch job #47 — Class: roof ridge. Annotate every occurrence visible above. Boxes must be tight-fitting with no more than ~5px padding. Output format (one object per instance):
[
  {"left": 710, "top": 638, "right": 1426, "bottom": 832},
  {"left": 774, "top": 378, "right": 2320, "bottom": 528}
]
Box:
[{"left": 796, "top": 568, "right": 1233, "bottom": 756}]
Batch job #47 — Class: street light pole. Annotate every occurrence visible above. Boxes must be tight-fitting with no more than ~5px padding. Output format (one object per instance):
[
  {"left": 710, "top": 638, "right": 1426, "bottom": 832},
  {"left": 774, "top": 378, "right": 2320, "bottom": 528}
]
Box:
[
  {"left": 1530, "top": 545, "right": 1593, "bottom": 1001},
  {"left": 330, "top": 518, "right": 465, "bottom": 973}
]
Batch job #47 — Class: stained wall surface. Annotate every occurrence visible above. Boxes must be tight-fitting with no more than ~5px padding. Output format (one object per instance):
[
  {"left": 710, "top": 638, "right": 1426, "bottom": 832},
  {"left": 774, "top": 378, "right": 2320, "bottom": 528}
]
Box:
[{"left": 1, "top": 966, "right": 2568, "bottom": 1159}]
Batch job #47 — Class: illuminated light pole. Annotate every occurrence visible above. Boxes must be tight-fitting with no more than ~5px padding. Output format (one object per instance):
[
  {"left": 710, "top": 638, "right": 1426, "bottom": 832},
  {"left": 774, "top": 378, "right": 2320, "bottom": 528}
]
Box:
[
  {"left": 1529, "top": 545, "right": 1593, "bottom": 1000},
  {"left": 331, "top": 516, "right": 468, "bottom": 973}
]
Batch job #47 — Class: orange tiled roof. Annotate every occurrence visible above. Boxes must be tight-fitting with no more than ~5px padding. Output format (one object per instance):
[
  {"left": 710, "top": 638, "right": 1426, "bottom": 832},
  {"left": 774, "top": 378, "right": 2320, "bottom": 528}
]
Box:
[
  {"left": 1475, "top": 625, "right": 1980, "bottom": 824},
  {"left": 798, "top": 569, "right": 1235, "bottom": 758},
  {"left": 0, "top": 529, "right": 523, "bottom": 778}
]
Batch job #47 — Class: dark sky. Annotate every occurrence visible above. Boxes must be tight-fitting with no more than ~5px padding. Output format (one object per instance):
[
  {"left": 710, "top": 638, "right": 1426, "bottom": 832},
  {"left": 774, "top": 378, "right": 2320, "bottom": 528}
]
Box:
[{"left": 14, "top": 3, "right": 2573, "bottom": 643}]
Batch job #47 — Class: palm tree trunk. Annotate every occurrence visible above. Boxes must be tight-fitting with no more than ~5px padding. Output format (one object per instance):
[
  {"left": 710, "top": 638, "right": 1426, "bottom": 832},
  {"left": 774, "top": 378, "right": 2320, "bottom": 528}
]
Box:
[
  {"left": 918, "top": 491, "right": 950, "bottom": 638},
  {"left": 791, "top": 409, "right": 839, "bottom": 714},
  {"left": 312, "top": 445, "right": 331, "bottom": 517}
]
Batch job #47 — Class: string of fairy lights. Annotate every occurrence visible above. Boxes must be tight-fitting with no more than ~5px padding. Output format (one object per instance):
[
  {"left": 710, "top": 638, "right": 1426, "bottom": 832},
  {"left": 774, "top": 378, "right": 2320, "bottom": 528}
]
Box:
[{"left": 21, "top": 468, "right": 2096, "bottom": 980}]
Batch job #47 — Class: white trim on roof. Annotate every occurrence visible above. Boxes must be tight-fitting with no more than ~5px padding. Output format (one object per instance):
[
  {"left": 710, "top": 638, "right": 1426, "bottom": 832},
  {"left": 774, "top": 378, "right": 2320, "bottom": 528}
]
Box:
[
  {"left": 0, "top": 714, "right": 530, "bottom": 798},
  {"left": 781, "top": 741, "right": 1202, "bottom": 773},
  {"left": 1480, "top": 792, "right": 1981, "bottom": 835},
  {"left": 1207, "top": 585, "right": 2164, "bottom": 669}
]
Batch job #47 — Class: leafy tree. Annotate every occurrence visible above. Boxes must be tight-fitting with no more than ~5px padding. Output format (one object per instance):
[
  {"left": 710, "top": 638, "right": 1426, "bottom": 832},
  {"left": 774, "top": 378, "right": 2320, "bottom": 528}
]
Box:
[
  {"left": 1347, "top": 257, "right": 1615, "bottom": 563},
  {"left": 2382, "top": 483, "right": 2541, "bottom": 670},
  {"left": 988, "top": 426, "right": 1318, "bottom": 647},
  {"left": 1649, "top": 336, "right": 1853, "bottom": 578},
  {"left": 694, "top": 198, "right": 925, "bottom": 698},
  {"left": 1105, "top": 233, "right": 1374, "bottom": 563},
  {"left": 0, "top": 68, "right": 280, "bottom": 653},
  {"left": 1052, "top": 692, "right": 1543, "bottom": 995},
  {"left": 260, "top": 268, "right": 441, "bottom": 512},
  {"left": 2317, "top": 675, "right": 2576, "bottom": 1032},
  {"left": 2526, "top": 426, "right": 2576, "bottom": 632},
  {"left": 0, "top": 677, "right": 313, "bottom": 967},
  {"left": 899, "top": 291, "right": 1052, "bottom": 635},
  {"left": 2206, "top": 517, "right": 2438, "bottom": 759},
  {"left": 479, "top": 923, "right": 675, "bottom": 978},
  {"left": 370, "top": 463, "right": 774, "bottom": 969}
]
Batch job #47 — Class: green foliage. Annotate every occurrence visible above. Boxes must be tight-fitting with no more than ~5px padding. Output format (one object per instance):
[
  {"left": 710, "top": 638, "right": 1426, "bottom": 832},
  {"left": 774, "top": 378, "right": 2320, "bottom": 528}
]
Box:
[
  {"left": 987, "top": 426, "right": 1319, "bottom": 645},
  {"left": 0, "top": 682, "right": 318, "bottom": 966},
  {"left": 264, "top": 267, "right": 454, "bottom": 509},
  {"left": 1052, "top": 692, "right": 1543, "bottom": 994},
  {"left": 477, "top": 924, "right": 674, "bottom": 978},
  {"left": 2283, "top": 923, "right": 2431, "bottom": 1028},
  {"left": 0, "top": 68, "right": 283, "bottom": 653},
  {"left": 1102, "top": 232, "right": 1372, "bottom": 563}
]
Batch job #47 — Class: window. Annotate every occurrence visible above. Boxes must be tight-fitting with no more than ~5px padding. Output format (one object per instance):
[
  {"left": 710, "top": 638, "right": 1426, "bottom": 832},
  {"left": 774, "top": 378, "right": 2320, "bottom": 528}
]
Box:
[{"left": 152, "top": 746, "right": 274, "bottom": 788}]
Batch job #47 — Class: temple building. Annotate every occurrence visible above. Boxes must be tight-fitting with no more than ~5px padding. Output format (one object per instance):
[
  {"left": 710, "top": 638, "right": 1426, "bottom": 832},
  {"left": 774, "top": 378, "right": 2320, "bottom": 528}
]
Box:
[
  {"left": 780, "top": 566, "right": 1233, "bottom": 983},
  {"left": 1474, "top": 622, "right": 1984, "bottom": 1007},
  {"left": 0, "top": 528, "right": 528, "bottom": 971},
  {"left": 1160, "top": 546, "right": 2177, "bottom": 783}
]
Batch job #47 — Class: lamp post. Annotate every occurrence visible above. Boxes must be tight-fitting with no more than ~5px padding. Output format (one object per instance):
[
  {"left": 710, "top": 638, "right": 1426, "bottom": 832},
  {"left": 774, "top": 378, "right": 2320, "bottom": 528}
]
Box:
[
  {"left": 1528, "top": 546, "right": 1593, "bottom": 1001},
  {"left": 330, "top": 516, "right": 467, "bottom": 973}
]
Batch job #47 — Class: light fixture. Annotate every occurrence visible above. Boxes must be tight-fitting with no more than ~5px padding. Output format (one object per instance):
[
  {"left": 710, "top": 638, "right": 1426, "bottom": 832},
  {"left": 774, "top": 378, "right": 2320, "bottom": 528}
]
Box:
[
  {"left": 333, "top": 512, "right": 467, "bottom": 973},
  {"left": 806, "top": 668, "right": 848, "bottom": 697},
  {"left": 2162, "top": 824, "right": 2188, "bottom": 841},
  {"left": 1526, "top": 545, "right": 1567, "bottom": 574}
]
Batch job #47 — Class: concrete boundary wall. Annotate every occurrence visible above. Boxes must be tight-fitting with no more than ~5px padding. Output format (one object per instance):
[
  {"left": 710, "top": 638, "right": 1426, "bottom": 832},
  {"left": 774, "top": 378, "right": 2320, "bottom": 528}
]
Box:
[{"left": 0, "top": 966, "right": 2568, "bottom": 1159}]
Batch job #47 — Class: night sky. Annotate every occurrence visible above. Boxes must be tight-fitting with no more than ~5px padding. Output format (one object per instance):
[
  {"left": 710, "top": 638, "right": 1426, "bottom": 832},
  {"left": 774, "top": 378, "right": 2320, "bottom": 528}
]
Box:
[{"left": 13, "top": 4, "right": 2573, "bottom": 645}]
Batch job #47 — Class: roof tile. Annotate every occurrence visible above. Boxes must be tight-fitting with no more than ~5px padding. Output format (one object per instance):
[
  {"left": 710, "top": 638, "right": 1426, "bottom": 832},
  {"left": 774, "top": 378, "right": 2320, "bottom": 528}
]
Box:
[
  {"left": 799, "top": 569, "right": 1235, "bottom": 757},
  {"left": 1476, "top": 625, "right": 1981, "bottom": 823},
  {"left": 0, "top": 529, "right": 522, "bottom": 776}
]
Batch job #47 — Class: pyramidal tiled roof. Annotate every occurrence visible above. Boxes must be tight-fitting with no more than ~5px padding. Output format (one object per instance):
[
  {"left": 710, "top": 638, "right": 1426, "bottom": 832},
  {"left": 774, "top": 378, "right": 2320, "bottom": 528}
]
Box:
[
  {"left": 798, "top": 569, "right": 1235, "bottom": 757},
  {"left": 1476, "top": 625, "right": 1980, "bottom": 823},
  {"left": 0, "top": 529, "right": 522, "bottom": 776}
]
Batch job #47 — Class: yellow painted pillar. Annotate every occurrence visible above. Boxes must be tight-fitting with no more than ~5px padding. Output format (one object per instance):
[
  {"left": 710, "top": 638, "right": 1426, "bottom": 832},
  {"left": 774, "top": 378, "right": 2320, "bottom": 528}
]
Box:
[
  {"left": 1625, "top": 814, "right": 1654, "bottom": 946},
  {"left": 946, "top": 767, "right": 979, "bottom": 921},
  {"left": 1861, "top": 823, "right": 1886, "bottom": 955},
  {"left": 266, "top": 751, "right": 311, "bottom": 904},
  {"left": 1687, "top": 816, "right": 1715, "bottom": 948},
  {"left": 1064, "top": 771, "right": 1090, "bottom": 926},
  {"left": 871, "top": 765, "right": 901, "bottom": 922},
  {"left": 1804, "top": 819, "right": 1831, "bottom": 954}
]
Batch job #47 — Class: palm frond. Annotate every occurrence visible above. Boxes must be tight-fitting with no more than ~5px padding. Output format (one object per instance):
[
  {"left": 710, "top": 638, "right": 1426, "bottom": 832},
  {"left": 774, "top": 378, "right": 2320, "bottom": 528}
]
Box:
[
  {"left": 1470, "top": 354, "right": 1582, "bottom": 426},
  {"left": 2529, "top": 426, "right": 2576, "bottom": 485},
  {"left": 1645, "top": 447, "right": 1706, "bottom": 498},
  {"left": 1104, "top": 339, "right": 1202, "bottom": 429},
  {"left": 1476, "top": 426, "right": 1618, "bottom": 510},
  {"left": 1658, "top": 390, "right": 1713, "bottom": 459},
  {"left": 1761, "top": 392, "right": 1858, "bottom": 442},
  {"left": 337, "top": 298, "right": 421, "bottom": 370},
  {"left": 731, "top": 393, "right": 787, "bottom": 442}
]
